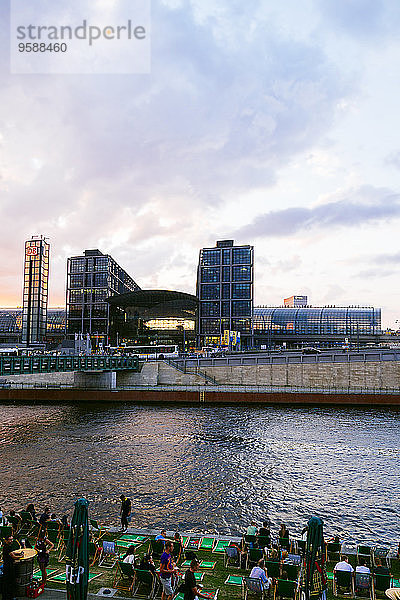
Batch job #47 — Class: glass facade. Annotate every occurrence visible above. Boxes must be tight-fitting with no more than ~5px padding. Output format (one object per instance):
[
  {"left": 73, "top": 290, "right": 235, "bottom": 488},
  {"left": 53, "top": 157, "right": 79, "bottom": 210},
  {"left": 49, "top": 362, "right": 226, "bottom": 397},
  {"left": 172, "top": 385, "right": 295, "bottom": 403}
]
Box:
[
  {"left": 253, "top": 307, "right": 382, "bottom": 347},
  {"left": 22, "top": 236, "right": 50, "bottom": 345},
  {"left": 196, "top": 240, "right": 254, "bottom": 347},
  {"left": 66, "top": 249, "right": 140, "bottom": 344}
]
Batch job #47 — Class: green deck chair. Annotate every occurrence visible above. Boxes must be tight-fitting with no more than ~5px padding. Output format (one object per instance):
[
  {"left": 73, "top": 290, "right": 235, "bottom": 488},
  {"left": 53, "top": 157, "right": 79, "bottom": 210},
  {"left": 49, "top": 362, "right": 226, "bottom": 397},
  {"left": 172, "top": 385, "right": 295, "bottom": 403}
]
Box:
[
  {"left": 327, "top": 543, "right": 342, "bottom": 563},
  {"left": 372, "top": 573, "right": 393, "bottom": 598},
  {"left": 242, "top": 577, "right": 266, "bottom": 600},
  {"left": 265, "top": 560, "right": 281, "bottom": 579},
  {"left": 246, "top": 548, "right": 264, "bottom": 569},
  {"left": 274, "top": 579, "right": 298, "bottom": 600},
  {"left": 113, "top": 560, "right": 135, "bottom": 592},
  {"left": 333, "top": 570, "right": 355, "bottom": 597},
  {"left": 357, "top": 545, "right": 372, "bottom": 567},
  {"left": 132, "top": 569, "right": 159, "bottom": 599},
  {"left": 148, "top": 538, "right": 165, "bottom": 560}
]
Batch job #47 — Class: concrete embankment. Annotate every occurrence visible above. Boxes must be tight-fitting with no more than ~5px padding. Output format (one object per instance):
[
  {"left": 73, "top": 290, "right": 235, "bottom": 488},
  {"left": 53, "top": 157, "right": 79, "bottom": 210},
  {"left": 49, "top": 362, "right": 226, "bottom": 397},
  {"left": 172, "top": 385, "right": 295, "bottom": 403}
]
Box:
[{"left": 1, "top": 359, "right": 400, "bottom": 405}]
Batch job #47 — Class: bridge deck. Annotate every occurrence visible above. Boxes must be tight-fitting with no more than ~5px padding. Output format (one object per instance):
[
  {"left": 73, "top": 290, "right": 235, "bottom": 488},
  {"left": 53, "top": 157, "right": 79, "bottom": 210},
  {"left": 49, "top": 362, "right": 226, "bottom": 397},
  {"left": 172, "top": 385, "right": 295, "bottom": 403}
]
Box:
[{"left": 0, "top": 355, "right": 139, "bottom": 376}]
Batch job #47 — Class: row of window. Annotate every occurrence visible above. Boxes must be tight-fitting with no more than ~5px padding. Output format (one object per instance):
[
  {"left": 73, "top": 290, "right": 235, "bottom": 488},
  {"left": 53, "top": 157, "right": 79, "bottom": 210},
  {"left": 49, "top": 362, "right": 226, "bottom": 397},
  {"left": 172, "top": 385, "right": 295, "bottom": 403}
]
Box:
[
  {"left": 200, "top": 318, "right": 252, "bottom": 334},
  {"left": 201, "top": 247, "right": 252, "bottom": 266},
  {"left": 200, "top": 283, "right": 252, "bottom": 300},
  {"left": 200, "top": 301, "right": 251, "bottom": 317},
  {"left": 200, "top": 265, "right": 252, "bottom": 283}
]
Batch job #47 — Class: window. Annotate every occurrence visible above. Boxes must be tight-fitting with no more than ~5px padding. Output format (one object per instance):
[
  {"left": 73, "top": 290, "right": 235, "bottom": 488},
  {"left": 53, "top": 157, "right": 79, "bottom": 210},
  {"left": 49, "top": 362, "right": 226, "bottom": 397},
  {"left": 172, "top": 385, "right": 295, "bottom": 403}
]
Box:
[
  {"left": 201, "top": 302, "right": 220, "bottom": 317},
  {"left": 232, "top": 301, "right": 251, "bottom": 316},
  {"left": 222, "top": 266, "right": 230, "bottom": 282},
  {"left": 222, "top": 249, "right": 231, "bottom": 265},
  {"left": 201, "top": 319, "right": 220, "bottom": 334},
  {"left": 222, "top": 284, "right": 230, "bottom": 299},
  {"left": 232, "top": 248, "right": 251, "bottom": 264},
  {"left": 201, "top": 267, "right": 220, "bottom": 283},
  {"left": 221, "top": 301, "right": 230, "bottom": 317},
  {"left": 233, "top": 265, "right": 251, "bottom": 281},
  {"left": 232, "top": 283, "right": 251, "bottom": 299},
  {"left": 70, "top": 259, "right": 85, "bottom": 273},
  {"left": 201, "top": 284, "right": 220, "bottom": 300},
  {"left": 202, "top": 249, "right": 221, "bottom": 266},
  {"left": 70, "top": 274, "right": 83, "bottom": 288}
]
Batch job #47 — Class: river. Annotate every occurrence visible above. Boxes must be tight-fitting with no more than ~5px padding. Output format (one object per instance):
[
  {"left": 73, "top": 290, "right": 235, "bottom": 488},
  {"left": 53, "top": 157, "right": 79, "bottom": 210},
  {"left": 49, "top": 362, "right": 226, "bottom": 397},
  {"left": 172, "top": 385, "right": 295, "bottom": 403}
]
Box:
[{"left": 0, "top": 402, "right": 398, "bottom": 546}]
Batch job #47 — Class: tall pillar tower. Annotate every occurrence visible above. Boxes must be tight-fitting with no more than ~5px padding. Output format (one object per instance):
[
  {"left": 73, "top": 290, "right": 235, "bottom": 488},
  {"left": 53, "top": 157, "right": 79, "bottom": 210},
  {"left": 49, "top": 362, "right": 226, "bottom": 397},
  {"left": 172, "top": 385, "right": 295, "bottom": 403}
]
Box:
[{"left": 22, "top": 235, "right": 50, "bottom": 345}]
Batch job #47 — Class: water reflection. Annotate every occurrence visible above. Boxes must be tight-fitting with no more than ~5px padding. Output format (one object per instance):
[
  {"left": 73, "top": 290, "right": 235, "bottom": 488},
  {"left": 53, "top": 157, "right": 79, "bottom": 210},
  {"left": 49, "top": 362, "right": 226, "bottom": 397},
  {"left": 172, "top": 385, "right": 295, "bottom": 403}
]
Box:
[{"left": 0, "top": 402, "right": 399, "bottom": 545}]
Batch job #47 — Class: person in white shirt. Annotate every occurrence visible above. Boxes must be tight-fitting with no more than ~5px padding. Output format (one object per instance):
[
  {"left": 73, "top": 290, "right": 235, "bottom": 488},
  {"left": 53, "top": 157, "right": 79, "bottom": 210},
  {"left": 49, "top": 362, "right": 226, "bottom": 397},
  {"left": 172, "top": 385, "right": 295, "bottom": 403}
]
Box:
[
  {"left": 334, "top": 556, "right": 354, "bottom": 573},
  {"left": 122, "top": 545, "right": 136, "bottom": 565},
  {"left": 355, "top": 558, "right": 370, "bottom": 574}
]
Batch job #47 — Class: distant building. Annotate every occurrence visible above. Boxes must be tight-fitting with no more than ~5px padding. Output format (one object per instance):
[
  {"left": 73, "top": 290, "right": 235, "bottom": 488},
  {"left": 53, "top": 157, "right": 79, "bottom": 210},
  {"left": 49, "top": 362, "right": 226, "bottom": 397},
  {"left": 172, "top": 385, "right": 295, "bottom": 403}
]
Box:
[
  {"left": 22, "top": 235, "right": 50, "bottom": 345},
  {"left": 284, "top": 295, "right": 308, "bottom": 307},
  {"left": 0, "top": 308, "right": 66, "bottom": 345},
  {"left": 196, "top": 239, "right": 254, "bottom": 349},
  {"left": 66, "top": 249, "right": 140, "bottom": 348},
  {"left": 253, "top": 306, "right": 382, "bottom": 349}
]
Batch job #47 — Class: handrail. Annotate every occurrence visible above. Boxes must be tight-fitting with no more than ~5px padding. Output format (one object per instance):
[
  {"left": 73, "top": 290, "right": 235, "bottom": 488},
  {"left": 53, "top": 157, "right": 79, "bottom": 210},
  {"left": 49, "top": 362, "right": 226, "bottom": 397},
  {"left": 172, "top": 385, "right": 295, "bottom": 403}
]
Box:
[{"left": 0, "top": 355, "right": 139, "bottom": 376}]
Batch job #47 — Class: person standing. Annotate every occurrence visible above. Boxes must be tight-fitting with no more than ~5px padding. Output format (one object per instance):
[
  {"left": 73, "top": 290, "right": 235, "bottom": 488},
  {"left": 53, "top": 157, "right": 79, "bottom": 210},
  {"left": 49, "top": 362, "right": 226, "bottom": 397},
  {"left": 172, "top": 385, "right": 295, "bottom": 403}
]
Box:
[
  {"left": 183, "top": 559, "right": 208, "bottom": 600},
  {"left": 119, "top": 494, "right": 131, "bottom": 532},
  {"left": 2, "top": 534, "right": 23, "bottom": 600},
  {"left": 35, "top": 532, "right": 54, "bottom": 585},
  {"left": 160, "top": 540, "right": 176, "bottom": 600}
]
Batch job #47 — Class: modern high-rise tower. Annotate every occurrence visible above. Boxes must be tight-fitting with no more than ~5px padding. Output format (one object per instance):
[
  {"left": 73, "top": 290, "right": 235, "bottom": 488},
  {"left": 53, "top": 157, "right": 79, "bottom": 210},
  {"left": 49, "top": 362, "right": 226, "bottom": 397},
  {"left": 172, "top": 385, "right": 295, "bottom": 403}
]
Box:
[
  {"left": 196, "top": 239, "right": 254, "bottom": 349},
  {"left": 22, "top": 235, "right": 50, "bottom": 345}
]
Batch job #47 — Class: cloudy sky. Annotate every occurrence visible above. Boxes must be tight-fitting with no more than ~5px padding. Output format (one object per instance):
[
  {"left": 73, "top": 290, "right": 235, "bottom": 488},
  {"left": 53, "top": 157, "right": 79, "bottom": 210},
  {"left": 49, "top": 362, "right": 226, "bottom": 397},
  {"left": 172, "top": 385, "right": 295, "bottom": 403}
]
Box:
[{"left": 1, "top": 0, "right": 400, "bottom": 328}]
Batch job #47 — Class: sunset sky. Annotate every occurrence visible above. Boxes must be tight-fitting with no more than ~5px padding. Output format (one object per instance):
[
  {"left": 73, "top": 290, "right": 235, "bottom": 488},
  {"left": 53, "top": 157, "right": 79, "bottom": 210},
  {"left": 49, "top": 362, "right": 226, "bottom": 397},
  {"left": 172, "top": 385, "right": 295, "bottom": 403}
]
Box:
[{"left": 1, "top": 0, "right": 400, "bottom": 327}]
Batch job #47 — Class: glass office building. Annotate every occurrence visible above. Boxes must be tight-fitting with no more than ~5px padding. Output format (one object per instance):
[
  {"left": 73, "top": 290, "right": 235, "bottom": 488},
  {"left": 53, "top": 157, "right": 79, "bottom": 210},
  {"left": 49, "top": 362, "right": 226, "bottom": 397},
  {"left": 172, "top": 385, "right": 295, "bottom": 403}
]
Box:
[
  {"left": 253, "top": 306, "right": 382, "bottom": 348},
  {"left": 196, "top": 240, "right": 254, "bottom": 348},
  {"left": 22, "top": 236, "right": 50, "bottom": 345},
  {"left": 66, "top": 249, "right": 140, "bottom": 347}
]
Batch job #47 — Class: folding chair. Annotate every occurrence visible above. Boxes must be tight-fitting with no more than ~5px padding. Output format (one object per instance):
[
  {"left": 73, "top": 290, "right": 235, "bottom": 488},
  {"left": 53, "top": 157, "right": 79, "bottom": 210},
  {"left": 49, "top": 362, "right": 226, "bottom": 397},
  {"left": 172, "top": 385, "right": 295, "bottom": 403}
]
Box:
[
  {"left": 0, "top": 525, "right": 13, "bottom": 541},
  {"left": 132, "top": 569, "right": 159, "bottom": 599},
  {"left": 113, "top": 560, "right": 135, "bottom": 593},
  {"left": 294, "top": 540, "right": 306, "bottom": 555},
  {"left": 98, "top": 540, "right": 119, "bottom": 568},
  {"left": 333, "top": 571, "right": 355, "bottom": 597},
  {"left": 327, "top": 543, "right": 342, "bottom": 563},
  {"left": 90, "top": 519, "right": 107, "bottom": 542},
  {"left": 89, "top": 540, "right": 102, "bottom": 566},
  {"left": 274, "top": 579, "right": 298, "bottom": 600},
  {"left": 258, "top": 536, "right": 271, "bottom": 550},
  {"left": 279, "top": 537, "right": 291, "bottom": 551},
  {"left": 246, "top": 548, "right": 264, "bottom": 569},
  {"left": 284, "top": 564, "right": 299, "bottom": 583},
  {"left": 372, "top": 573, "right": 393, "bottom": 599},
  {"left": 245, "top": 534, "right": 258, "bottom": 548},
  {"left": 58, "top": 528, "right": 71, "bottom": 561},
  {"left": 372, "top": 548, "right": 391, "bottom": 570},
  {"left": 354, "top": 573, "right": 372, "bottom": 599},
  {"left": 265, "top": 560, "right": 281, "bottom": 579},
  {"left": 148, "top": 539, "right": 165, "bottom": 560},
  {"left": 242, "top": 577, "right": 266, "bottom": 600},
  {"left": 224, "top": 545, "right": 242, "bottom": 568},
  {"left": 357, "top": 546, "right": 372, "bottom": 567},
  {"left": 6, "top": 516, "right": 21, "bottom": 534}
]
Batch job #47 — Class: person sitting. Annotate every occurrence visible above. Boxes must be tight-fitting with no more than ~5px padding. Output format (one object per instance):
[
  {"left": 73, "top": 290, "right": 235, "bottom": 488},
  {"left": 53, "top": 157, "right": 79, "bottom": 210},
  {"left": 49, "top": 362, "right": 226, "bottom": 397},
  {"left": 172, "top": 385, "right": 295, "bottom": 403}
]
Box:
[
  {"left": 356, "top": 558, "right": 370, "bottom": 574},
  {"left": 26, "top": 503, "right": 37, "bottom": 521},
  {"left": 374, "top": 558, "right": 391, "bottom": 576},
  {"left": 258, "top": 521, "right": 271, "bottom": 543},
  {"left": 247, "top": 521, "right": 258, "bottom": 536},
  {"left": 250, "top": 559, "right": 273, "bottom": 592},
  {"left": 139, "top": 553, "right": 156, "bottom": 575},
  {"left": 279, "top": 524, "right": 289, "bottom": 539},
  {"left": 334, "top": 555, "right": 354, "bottom": 572},
  {"left": 269, "top": 548, "right": 280, "bottom": 562},
  {"left": 122, "top": 545, "right": 136, "bottom": 566},
  {"left": 156, "top": 529, "right": 167, "bottom": 541}
]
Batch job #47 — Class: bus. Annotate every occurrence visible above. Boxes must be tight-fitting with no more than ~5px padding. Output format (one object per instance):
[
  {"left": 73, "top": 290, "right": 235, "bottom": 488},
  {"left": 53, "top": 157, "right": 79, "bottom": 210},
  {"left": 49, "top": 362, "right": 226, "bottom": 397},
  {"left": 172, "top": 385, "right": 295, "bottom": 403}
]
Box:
[
  {"left": 0, "top": 347, "right": 20, "bottom": 356},
  {"left": 111, "top": 344, "right": 179, "bottom": 360}
]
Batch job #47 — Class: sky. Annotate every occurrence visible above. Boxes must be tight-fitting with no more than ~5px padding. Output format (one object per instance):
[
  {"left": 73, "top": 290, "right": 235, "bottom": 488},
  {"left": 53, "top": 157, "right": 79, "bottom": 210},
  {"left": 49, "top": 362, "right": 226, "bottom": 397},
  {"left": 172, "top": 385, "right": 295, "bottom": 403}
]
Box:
[{"left": 1, "top": 0, "right": 400, "bottom": 328}]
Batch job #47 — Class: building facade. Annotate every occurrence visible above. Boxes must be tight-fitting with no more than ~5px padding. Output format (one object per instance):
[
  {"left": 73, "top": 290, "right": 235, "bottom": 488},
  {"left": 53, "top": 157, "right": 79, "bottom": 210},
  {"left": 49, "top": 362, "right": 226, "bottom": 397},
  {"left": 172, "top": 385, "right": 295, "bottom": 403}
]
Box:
[
  {"left": 66, "top": 249, "right": 140, "bottom": 347},
  {"left": 22, "top": 236, "right": 50, "bottom": 345},
  {"left": 196, "top": 240, "right": 254, "bottom": 349},
  {"left": 253, "top": 306, "right": 382, "bottom": 349},
  {"left": 284, "top": 295, "right": 308, "bottom": 307}
]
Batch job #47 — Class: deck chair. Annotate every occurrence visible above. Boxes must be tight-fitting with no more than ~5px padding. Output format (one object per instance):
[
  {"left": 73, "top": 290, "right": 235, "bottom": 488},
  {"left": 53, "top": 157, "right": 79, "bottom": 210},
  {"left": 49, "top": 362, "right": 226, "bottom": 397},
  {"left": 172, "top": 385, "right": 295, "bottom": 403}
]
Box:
[
  {"left": 224, "top": 545, "right": 241, "bottom": 568},
  {"left": 274, "top": 579, "right": 298, "bottom": 600},
  {"left": 6, "top": 515, "right": 21, "bottom": 534},
  {"left": 372, "top": 573, "right": 393, "bottom": 598},
  {"left": 333, "top": 570, "right": 355, "bottom": 597},
  {"left": 18, "top": 512, "right": 38, "bottom": 536},
  {"left": 46, "top": 528, "right": 59, "bottom": 549},
  {"left": 89, "top": 540, "right": 102, "bottom": 566},
  {"left": 247, "top": 548, "right": 264, "bottom": 569},
  {"left": 294, "top": 540, "right": 306, "bottom": 555},
  {"left": 354, "top": 573, "right": 372, "bottom": 599},
  {"left": 258, "top": 535, "right": 271, "bottom": 550},
  {"left": 372, "top": 548, "right": 390, "bottom": 569},
  {"left": 0, "top": 525, "right": 13, "bottom": 540},
  {"left": 57, "top": 529, "right": 70, "bottom": 561},
  {"left": 245, "top": 534, "right": 258, "bottom": 548},
  {"left": 265, "top": 560, "right": 281, "bottom": 579},
  {"left": 98, "top": 540, "right": 118, "bottom": 568},
  {"left": 113, "top": 560, "right": 135, "bottom": 592},
  {"left": 327, "top": 543, "right": 342, "bottom": 563},
  {"left": 279, "top": 537, "right": 291, "bottom": 551},
  {"left": 90, "top": 519, "right": 106, "bottom": 542},
  {"left": 148, "top": 538, "right": 165, "bottom": 560},
  {"left": 242, "top": 577, "right": 266, "bottom": 600},
  {"left": 357, "top": 546, "right": 372, "bottom": 567},
  {"left": 284, "top": 564, "right": 299, "bottom": 583},
  {"left": 132, "top": 569, "right": 159, "bottom": 599}
]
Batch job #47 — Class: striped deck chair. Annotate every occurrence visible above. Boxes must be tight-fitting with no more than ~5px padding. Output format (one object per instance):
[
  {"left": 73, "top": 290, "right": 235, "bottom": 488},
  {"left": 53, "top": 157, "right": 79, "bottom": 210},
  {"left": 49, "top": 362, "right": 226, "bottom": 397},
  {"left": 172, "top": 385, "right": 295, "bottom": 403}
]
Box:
[
  {"left": 200, "top": 537, "right": 214, "bottom": 551},
  {"left": 99, "top": 540, "right": 119, "bottom": 569}
]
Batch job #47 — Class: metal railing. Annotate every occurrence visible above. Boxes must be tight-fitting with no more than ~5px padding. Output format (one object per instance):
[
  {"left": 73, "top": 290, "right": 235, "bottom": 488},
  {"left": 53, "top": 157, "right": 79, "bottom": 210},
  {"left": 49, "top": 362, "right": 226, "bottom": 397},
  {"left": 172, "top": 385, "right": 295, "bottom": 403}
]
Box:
[{"left": 0, "top": 355, "right": 139, "bottom": 376}]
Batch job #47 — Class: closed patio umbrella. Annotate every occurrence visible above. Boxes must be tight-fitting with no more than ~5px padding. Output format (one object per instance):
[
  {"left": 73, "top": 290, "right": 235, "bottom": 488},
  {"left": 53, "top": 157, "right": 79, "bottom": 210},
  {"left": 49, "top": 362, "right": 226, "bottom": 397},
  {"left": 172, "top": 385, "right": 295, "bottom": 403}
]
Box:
[
  {"left": 302, "top": 516, "right": 327, "bottom": 600},
  {"left": 66, "top": 498, "right": 90, "bottom": 600}
]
